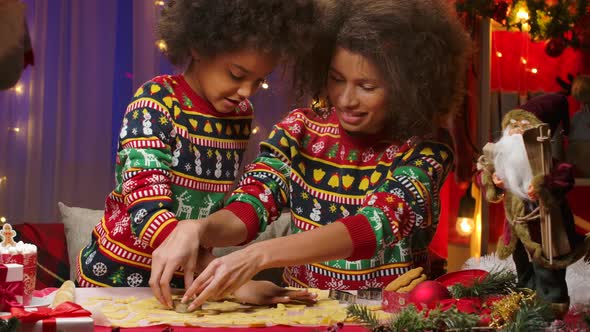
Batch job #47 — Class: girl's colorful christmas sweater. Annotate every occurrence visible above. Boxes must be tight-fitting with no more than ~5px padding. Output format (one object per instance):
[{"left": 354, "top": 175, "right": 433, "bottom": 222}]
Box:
[
  {"left": 77, "top": 74, "right": 253, "bottom": 287},
  {"left": 224, "top": 108, "right": 453, "bottom": 290}
]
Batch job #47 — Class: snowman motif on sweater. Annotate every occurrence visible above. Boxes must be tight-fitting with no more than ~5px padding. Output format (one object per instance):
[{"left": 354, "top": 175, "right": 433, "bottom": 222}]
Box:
[
  {"left": 142, "top": 110, "right": 153, "bottom": 136},
  {"left": 310, "top": 198, "right": 322, "bottom": 222},
  {"left": 194, "top": 147, "right": 202, "bottom": 175},
  {"left": 214, "top": 150, "right": 223, "bottom": 178},
  {"left": 120, "top": 118, "right": 128, "bottom": 139},
  {"left": 233, "top": 151, "right": 240, "bottom": 178},
  {"left": 171, "top": 138, "right": 182, "bottom": 167}
]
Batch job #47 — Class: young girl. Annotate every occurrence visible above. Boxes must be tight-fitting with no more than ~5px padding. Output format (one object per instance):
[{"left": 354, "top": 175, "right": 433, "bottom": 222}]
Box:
[
  {"left": 151, "top": 0, "right": 472, "bottom": 309},
  {"left": 77, "top": 0, "right": 316, "bottom": 302}
]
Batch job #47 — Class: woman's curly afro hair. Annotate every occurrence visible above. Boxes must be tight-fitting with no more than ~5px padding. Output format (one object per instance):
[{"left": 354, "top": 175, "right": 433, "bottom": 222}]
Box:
[
  {"left": 156, "top": 0, "right": 316, "bottom": 67},
  {"left": 296, "top": 0, "right": 472, "bottom": 141}
]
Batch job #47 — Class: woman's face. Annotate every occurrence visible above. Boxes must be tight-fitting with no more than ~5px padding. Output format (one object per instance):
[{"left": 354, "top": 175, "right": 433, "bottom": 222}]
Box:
[{"left": 327, "top": 47, "right": 389, "bottom": 135}]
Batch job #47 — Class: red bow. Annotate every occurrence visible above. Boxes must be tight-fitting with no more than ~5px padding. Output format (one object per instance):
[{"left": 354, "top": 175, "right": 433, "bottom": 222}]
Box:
[
  {"left": 11, "top": 302, "right": 92, "bottom": 332},
  {"left": 11, "top": 301, "right": 91, "bottom": 322},
  {"left": 0, "top": 265, "right": 24, "bottom": 311}
]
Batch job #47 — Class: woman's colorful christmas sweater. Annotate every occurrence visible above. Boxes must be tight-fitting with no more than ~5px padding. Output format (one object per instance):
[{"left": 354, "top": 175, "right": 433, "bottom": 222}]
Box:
[{"left": 224, "top": 108, "right": 453, "bottom": 290}]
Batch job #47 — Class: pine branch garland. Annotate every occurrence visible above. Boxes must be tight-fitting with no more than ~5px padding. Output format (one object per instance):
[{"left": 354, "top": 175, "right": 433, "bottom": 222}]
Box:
[
  {"left": 347, "top": 304, "right": 381, "bottom": 329},
  {"left": 449, "top": 269, "right": 517, "bottom": 299},
  {"left": 0, "top": 317, "right": 20, "bottom": 332},
  {"left": 348, "top": 304, "right": 479, "bottom": 332},
  {"left": 457, "top": 0, "right": 590, "bottom": 49},
  {"left": 389, "top": 305, "right": 434, "bottom": 332},
  {"left": 431, "top": 306, "right": 480, "bottom": 331},
  {"left": 500, "top": 300, "right": 552, "bottom": 332}
]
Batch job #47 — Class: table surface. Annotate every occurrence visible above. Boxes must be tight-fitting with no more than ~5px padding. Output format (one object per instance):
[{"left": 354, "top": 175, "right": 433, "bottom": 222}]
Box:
[
  {"left": 94, "top": 326, "right": 368, "bottom": 332},
  {"left": 72, "top": 287, "right": 369, "bottom": 331}
]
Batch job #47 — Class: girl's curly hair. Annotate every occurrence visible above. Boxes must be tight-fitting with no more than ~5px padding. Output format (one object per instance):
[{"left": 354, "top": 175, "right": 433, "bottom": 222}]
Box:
[
  {"left": 157, "top": 0, "right": 316, "bottom": 67},
  {"left": 295, "top": 0, "right": 472, "bottom": 141}
]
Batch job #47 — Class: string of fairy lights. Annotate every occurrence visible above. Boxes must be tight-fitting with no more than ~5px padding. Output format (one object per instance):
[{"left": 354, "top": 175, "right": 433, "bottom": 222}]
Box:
[{"left": 0, "top": 1, "right": 268, "bottom": 223}]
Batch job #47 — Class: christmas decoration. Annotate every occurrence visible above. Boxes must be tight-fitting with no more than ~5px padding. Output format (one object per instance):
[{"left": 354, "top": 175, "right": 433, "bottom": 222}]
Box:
[
  {"left": 347, "top": 303, "right": 479, "bottom": 332},
  {"left": 449, "top": 268, "right": 516, "bottom": 298},
  {"left": 545, "top": 36, "right": 568, "bottom": 57},
  {"left": 490, "top": 290, "right": 553, "bottom": 331},
  {"left": 349, "top": 265, "right": 590, "bottom": 331},
  {"left": 457, "top": 0, "right": 590, "bottom": 55},
  {"left": 407, "top": 280, "right": 451, "bottom": 309},
  {"left": 0, "top": 317, "right": 19, "bottom": 332}
]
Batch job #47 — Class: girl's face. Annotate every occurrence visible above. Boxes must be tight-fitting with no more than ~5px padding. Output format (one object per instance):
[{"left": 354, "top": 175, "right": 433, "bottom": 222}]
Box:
[
  {"left": 186, "top": 48, "right": 279, "bottom": 113},
  {"left": 327, "top": 47, "right": 389, "bottom": 135}
]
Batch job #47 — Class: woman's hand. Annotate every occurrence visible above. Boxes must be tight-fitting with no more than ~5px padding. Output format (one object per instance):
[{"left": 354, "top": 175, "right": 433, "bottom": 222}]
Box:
[
  {"left": 233, "top": 280, "right": 317, "bottom": 305},
  {"left": 182, "top": 246, "right": 265, "bottom": 311},
  {"left": 149, "top": 219, "right": 205, "bottom": 308}
]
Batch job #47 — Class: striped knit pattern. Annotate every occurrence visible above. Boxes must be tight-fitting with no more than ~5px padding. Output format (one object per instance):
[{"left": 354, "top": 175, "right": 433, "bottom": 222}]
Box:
[
  {"left": 77, "top": 75, "right": 253, "bottom": 287},
  {"left": 226, "top": 108, "right": 453, "bottom": 290}
]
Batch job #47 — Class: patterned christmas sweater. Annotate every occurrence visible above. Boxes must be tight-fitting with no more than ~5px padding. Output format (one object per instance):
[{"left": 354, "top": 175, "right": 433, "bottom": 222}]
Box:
[
  {"left": 224, "top": 108, "right": 453, "bottom": 290},
  {"left": 77, "top": 75, "right": 254, "bottom": 287}
]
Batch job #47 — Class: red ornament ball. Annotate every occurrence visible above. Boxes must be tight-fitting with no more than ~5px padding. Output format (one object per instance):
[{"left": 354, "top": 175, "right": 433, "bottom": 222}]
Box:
[
  {"left": 545, "top": 37, "right": 567, "bottom": 58},
  {"left": 407, "top": 280, "right": 451, "bottom": 309}
]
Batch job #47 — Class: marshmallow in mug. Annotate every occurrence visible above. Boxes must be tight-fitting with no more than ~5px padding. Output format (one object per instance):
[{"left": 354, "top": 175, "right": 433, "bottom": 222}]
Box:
[{"left": 0, "top": 241, "right": 37, "bottom": 255}]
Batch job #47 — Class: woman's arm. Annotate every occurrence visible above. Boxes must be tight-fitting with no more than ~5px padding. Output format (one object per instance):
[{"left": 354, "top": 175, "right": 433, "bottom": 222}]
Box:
[
  {"left": 183, "top": 221, "right": 354, "bottom": 310},
  {"left": 182, "top": 140, "right": 455, "bottom": 310}
]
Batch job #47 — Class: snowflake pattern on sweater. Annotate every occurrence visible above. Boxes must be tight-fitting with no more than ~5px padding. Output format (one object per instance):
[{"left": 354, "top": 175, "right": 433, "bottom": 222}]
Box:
[
  {"left": 225, "top": 108, "right": 453, "bottom": 289},
  {"left": 77, "top": 75, "right": 253, "bottom": 287}
]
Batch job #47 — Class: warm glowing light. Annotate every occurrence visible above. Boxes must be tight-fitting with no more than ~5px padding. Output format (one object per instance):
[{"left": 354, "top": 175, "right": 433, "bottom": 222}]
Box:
[
  {"left": 156, "top": 40, "right": 167, "bottom": 52},
  {"left": 521, "top": 57, "right": 527, "bottom": 64},
  {"left": 522, "top": 22, "right": 531, "bottom": 32},
  {"left": 154, "top": 0, "right": 165, "bottom": 6},
  {"left": 261, "top": 82, "right": 269, "bottom": 90},
  {"left": 13, "top": 83, "right": 23, "bottom": 95},
  {"left": 456, "top": 217, "right": 474, "bottom": 236},
  {"left": 496, "top": 51, "right": 503, "bottom": 58},
  {"left": 9, "top": 127, "right": 20, "bottom": 133},
  {"left": 251, "top": 126, "right": 260, "bottom": 134},
  {"left": 531, "top": 68, "right": 538, "bottom": 74},
  {"left": 516, "top": 8, "right": 529, "bottom": 21},
  {"left": 0, "top": 217, "right": 6, "bottom": 223}
]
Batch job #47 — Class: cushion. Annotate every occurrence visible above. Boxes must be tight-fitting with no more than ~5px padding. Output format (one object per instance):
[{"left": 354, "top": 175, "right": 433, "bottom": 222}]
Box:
[{"left": 58, "top": 202, "right": 103, "bottom": 281}]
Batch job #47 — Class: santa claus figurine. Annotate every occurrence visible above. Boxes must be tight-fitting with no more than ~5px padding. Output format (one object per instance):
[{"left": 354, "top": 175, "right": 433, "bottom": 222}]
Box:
[{"left": 476, "top": 93, "right": 590, "bottom": 318}]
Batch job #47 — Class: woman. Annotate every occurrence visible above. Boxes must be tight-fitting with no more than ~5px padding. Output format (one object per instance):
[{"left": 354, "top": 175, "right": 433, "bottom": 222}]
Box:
[{"left": 150, "top": 0, "right": 471, "bottom": 310}]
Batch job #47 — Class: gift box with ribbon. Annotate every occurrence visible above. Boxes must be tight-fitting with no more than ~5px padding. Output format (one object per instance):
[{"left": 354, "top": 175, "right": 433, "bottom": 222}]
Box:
[
  {"left": 0, "top": 263, "right": 24, "bottom": 311},
  {"left": 11, "top": 302, "right": 94, "bottom": 332}
]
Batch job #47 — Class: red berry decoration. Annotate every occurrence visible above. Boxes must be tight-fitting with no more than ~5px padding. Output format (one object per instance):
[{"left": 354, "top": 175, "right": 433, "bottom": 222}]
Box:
[{"left": 407, "top": 280, "right": 451, "bottom": 310}]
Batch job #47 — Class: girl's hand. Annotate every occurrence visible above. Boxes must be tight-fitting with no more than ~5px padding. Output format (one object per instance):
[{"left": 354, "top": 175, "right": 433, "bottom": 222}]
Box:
[
  {"left": 149, "top": 219, "right": 205, "bottom": 309},
  {"left": 182, "top": 246, "right": 265, "bottom": 311},
  {"left": 233, "top": 280, "right": 317, "bottom": 305}
]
